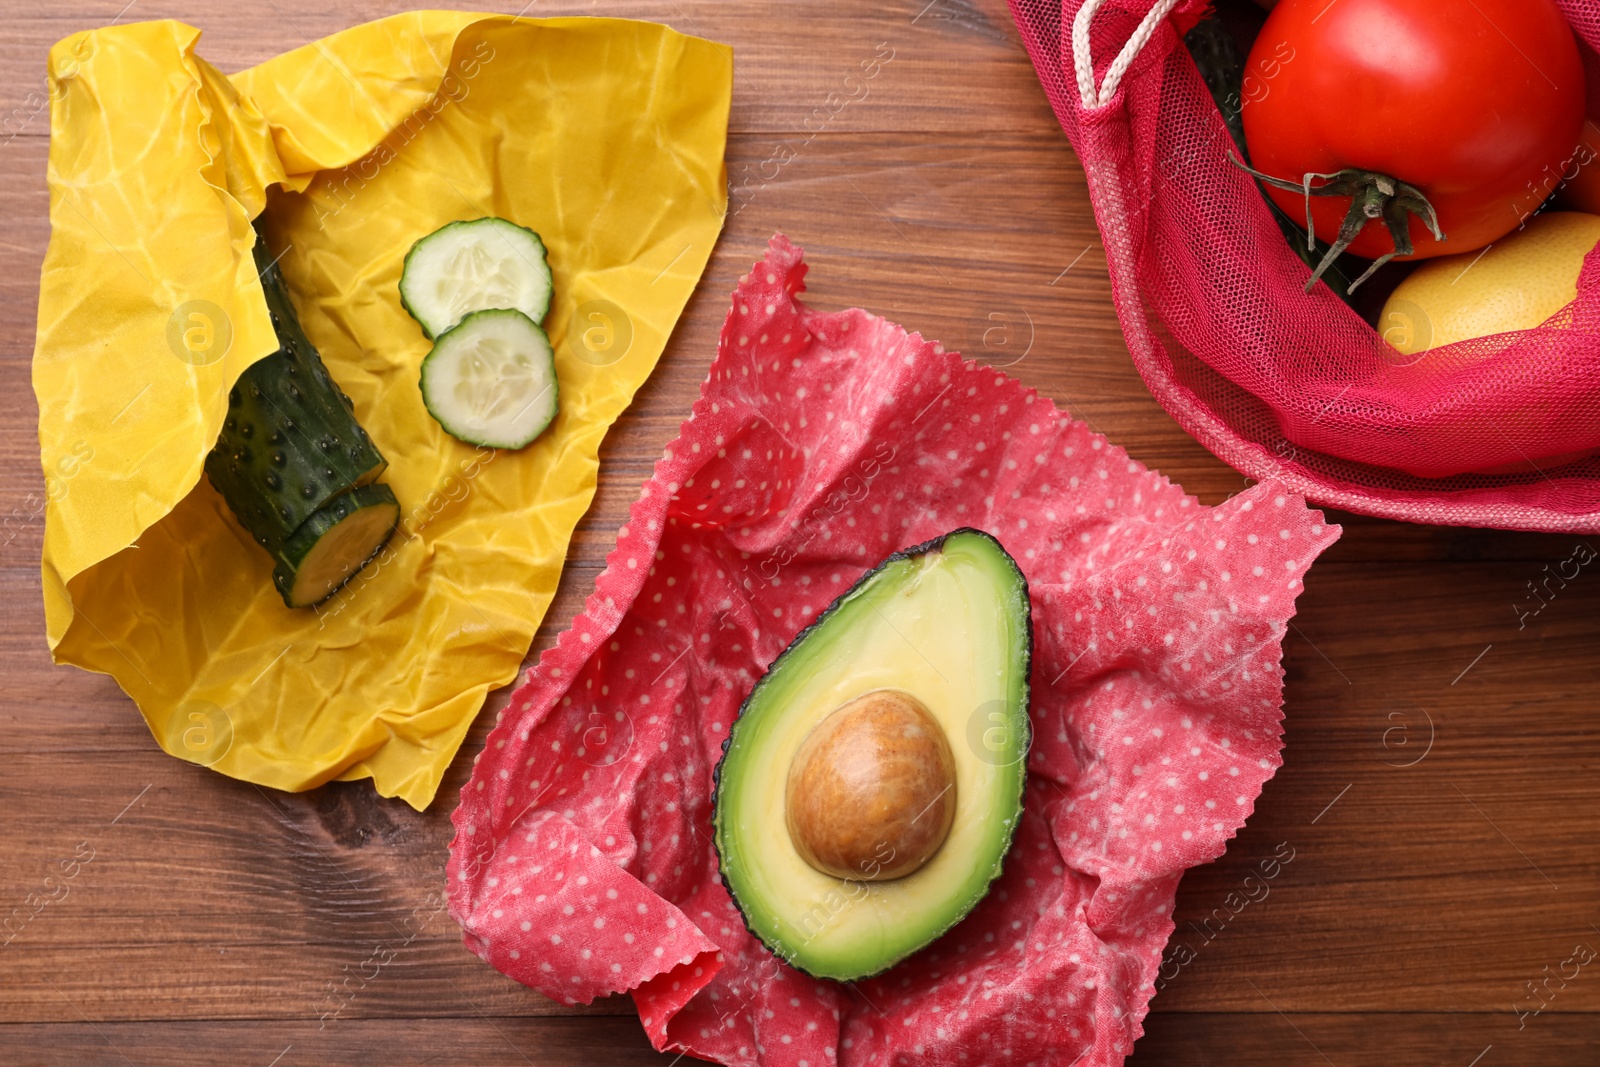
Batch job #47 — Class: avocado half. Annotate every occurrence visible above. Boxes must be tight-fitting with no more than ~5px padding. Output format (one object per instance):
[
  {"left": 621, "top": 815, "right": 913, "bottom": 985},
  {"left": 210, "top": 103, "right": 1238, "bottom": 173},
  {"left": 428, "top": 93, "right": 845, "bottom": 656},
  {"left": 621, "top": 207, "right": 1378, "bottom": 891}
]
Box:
[{"left": 713, "top": 528, "right": 1033, "bottom": 981}]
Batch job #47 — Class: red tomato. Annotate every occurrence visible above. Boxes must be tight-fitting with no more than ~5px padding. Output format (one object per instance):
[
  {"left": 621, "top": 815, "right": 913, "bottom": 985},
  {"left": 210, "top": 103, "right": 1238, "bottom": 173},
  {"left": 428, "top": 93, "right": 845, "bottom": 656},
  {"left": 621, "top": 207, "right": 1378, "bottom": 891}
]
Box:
[{"left": 1241, "top": 0, "right": 1585, "bottom": 264}]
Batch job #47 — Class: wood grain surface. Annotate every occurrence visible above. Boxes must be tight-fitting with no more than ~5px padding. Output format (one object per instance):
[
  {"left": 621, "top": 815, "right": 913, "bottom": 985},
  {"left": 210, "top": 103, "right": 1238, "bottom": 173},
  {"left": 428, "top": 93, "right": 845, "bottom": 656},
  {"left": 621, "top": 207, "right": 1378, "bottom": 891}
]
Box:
[{"left": 4, "top": 1, "right": 1600, "bottom": 1064}]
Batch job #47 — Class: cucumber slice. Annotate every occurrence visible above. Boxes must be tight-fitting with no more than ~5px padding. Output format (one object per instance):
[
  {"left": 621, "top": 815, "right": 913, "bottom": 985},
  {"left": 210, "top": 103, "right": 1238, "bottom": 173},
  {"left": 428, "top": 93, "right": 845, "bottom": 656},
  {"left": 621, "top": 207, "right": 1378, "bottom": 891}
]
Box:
[
  {"left": 420, "top": 308, "right": 559, "bottom": 450},
  {"left": 271, "top": 484, "right": 401, "bottom": 609},
  {"left": 400, "top": 218, "right": 552, "bottom": 338}
]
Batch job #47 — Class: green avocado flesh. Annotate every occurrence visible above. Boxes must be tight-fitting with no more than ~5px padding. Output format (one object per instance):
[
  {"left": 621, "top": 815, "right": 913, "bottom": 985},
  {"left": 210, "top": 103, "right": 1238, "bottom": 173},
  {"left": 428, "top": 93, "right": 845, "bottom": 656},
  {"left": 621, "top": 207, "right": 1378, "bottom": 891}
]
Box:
[
  {"left": 271, "top": 483, "right": 400, "bottom": 609},
  {"left": 713, "top": 528, "right": 1032, "bottom": 981}
]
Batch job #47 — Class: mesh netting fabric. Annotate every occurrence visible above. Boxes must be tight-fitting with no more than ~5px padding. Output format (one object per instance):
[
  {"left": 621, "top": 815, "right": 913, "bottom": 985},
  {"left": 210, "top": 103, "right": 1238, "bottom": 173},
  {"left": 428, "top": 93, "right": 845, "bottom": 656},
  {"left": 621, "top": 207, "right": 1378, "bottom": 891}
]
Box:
[{"left": 1009, "top": 0, "right": 1600, "bottom": 531}]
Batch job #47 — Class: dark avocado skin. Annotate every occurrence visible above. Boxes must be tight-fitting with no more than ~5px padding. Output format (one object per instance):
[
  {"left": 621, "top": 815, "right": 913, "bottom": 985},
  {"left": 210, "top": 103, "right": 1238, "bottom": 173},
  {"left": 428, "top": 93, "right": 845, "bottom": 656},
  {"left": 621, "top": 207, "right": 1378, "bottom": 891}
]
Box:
[{"left": 710, "top": 526, "right": 1034, "bottom": 981}]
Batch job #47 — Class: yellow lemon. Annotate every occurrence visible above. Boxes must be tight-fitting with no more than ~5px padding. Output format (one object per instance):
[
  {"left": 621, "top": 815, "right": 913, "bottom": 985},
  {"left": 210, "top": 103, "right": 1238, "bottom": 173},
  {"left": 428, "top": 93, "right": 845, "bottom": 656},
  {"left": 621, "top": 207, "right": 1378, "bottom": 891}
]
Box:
[{"left": 1378, "top": 211, "right": 1600, "bottom": 356}]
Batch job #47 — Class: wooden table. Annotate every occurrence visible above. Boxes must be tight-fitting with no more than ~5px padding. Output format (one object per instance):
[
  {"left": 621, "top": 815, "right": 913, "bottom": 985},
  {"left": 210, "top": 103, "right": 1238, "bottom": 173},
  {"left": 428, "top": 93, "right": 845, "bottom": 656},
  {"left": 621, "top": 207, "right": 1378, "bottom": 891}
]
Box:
[{"left": 5, "top": 1, "right": 1599, "bottom": 1063}]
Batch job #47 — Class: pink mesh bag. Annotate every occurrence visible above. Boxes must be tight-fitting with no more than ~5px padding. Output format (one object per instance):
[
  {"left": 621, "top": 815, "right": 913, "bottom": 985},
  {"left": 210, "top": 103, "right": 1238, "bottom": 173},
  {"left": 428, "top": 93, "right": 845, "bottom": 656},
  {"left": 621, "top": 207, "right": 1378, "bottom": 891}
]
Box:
[{"left": 1009, "top": 0, "right": 1600, "bottom": 531}]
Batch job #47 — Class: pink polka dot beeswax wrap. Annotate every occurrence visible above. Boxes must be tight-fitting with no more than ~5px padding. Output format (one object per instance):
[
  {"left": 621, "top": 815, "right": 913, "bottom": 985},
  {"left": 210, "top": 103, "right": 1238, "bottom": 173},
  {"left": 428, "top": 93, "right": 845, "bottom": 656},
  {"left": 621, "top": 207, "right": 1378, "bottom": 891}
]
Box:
[{"left": 447, "top": 235, "right": 1342, "bottom": 1066}]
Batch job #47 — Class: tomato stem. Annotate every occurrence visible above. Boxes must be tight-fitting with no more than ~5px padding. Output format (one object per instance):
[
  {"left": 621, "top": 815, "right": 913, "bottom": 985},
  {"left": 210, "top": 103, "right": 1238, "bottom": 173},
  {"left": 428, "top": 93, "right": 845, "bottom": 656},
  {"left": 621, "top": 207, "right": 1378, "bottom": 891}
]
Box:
[{"left": 1229, "top": 154, "right": 1446, "bottom": 293}]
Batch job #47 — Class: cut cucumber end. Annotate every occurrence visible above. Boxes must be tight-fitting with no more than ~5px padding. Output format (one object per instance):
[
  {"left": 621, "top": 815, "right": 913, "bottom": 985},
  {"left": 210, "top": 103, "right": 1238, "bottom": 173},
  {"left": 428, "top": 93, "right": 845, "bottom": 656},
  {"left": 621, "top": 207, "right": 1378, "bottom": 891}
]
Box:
[
  {"left": 272, "top": 483, "right": 401, "bottom": 609},
  {"left": 400, "top": 218, "right": 552, "bottom": 338},
  {"left": 420, "top": 308, "right": 559, "bottom": 450}
]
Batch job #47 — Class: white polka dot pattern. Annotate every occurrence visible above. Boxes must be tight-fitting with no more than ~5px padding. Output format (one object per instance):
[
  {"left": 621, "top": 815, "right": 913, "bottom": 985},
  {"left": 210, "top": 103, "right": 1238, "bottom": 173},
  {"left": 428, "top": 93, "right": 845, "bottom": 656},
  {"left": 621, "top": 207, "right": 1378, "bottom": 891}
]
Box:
[{"left": 447, "top": 235, "right": 1342, "bottom": 1066}]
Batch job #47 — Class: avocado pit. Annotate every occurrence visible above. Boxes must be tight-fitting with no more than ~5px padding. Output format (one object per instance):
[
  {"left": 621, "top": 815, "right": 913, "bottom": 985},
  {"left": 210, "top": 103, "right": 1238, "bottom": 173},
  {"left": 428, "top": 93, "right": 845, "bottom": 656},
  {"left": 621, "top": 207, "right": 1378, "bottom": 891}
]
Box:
[{"left": 784, "top": 689, "right": 957, "bottom": 882}]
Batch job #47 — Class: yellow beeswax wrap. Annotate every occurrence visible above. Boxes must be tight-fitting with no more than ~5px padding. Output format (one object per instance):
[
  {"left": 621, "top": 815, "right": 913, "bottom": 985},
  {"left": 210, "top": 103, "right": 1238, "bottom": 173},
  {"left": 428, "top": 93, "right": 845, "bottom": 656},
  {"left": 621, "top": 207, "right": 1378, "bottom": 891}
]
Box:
[{"left": 33, "top": 13, "right": 731, "bottom": 808}]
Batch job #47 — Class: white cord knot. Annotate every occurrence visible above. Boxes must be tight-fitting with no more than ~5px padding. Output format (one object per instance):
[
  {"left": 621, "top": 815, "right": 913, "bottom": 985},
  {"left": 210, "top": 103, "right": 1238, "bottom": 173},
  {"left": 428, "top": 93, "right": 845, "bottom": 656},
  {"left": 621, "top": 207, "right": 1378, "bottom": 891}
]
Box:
[{"left": 1072, "top": 0, "right": 1184, "bottom": 109}]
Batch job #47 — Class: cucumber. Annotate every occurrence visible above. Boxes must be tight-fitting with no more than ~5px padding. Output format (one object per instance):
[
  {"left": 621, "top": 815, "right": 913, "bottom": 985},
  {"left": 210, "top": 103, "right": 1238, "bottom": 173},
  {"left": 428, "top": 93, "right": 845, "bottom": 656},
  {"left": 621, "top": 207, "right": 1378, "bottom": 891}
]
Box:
[
  {"left": 206, "top": 232, "right": 388, "bottom": 553},
  {"left": 399, "top": 218, "right": 552, "bottom": 338},
  {"left": 206, "top": 227, "right": 399, "bottom": 610},
  {"left": 1182, "top": 15, "right": 1246, "bottom": 158},
  {"left": 272, "top": 483, "right": 401, "bottom": 608},
  {"left": 419, "top": 308, "right": 559, "bottom": 450}
]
